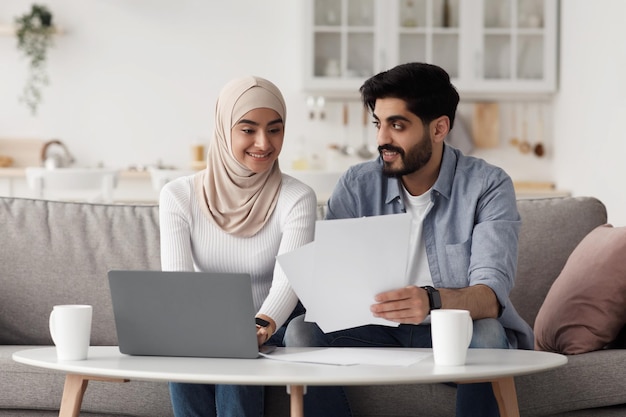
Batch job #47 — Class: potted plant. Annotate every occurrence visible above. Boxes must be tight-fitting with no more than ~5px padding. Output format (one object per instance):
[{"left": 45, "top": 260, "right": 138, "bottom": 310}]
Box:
[{"left": 14, "top": 4, "right": 55, "bottom": 115}]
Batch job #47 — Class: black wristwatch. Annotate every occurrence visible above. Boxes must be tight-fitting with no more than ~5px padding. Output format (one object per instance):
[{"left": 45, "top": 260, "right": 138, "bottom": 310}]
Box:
[
  {"left": 421, "top": 286, "right": 442, "bottom": 311},
  {"left": 255, "top": 317, "right": 270, "bottom": 328}
]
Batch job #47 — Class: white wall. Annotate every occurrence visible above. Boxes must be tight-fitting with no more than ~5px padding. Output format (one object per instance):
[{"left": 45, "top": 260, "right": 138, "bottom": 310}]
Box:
[
  {"left": 554, "top": 1, "right": 626, "bottom": 226},
  {"left": 0, "top": 0, "right": 310, "bottom": 169}
]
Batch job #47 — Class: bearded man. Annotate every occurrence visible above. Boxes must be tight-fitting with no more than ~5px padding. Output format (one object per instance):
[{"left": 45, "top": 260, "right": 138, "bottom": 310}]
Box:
[{"left": 285, "top": 62, "right": 533, "bottom": 417}]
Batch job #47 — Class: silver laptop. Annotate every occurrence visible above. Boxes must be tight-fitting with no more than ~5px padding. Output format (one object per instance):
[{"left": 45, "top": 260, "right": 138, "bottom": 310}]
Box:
[{"left": 108, "top": 270, "right": 262, "bottom": 359}]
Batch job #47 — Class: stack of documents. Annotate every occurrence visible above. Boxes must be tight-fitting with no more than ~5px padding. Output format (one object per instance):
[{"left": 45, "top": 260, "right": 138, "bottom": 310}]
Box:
[{"left": 277, "top": 213, "right": 411, "bottom": 333}]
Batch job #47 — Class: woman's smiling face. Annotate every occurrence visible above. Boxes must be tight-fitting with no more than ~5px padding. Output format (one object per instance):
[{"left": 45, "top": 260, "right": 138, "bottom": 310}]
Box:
[{"left": 231, "top": 107, "right": 284, "bottom": 173}]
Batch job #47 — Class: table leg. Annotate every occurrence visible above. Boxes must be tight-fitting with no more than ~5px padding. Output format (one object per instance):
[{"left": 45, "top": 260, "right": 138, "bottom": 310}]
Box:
[
  {"left": 58, "top": 374, "right": 88, "bottom": 417},
  {"left": 491, "top": 377, "right": 520, "bottom": 417},
  {"left": 58, "top": 374, "right": 130, "bottom": 417},
  {"left": 288, "top": 385, "right": 305, "bottom": 417}
]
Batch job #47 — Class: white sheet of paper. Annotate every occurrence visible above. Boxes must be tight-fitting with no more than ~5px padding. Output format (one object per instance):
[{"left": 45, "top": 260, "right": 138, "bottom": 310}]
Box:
[
  {"left": 275, "top": 241, "right": 320, "bottom": 322},
  {"left": 260, "top": 347, "right": 430, "bottom": 366},
  {"left": 277, "top": 213, "right": 412, "bottom": 333}
]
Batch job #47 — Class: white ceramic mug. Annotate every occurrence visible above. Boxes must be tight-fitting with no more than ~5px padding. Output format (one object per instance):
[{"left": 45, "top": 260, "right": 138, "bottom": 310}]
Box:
[
  {"left": 49, "top": 304, "right": 92, "bottom": 361},
  {"left": 430, "top": 309, "right": 473, "bottom": 366}
]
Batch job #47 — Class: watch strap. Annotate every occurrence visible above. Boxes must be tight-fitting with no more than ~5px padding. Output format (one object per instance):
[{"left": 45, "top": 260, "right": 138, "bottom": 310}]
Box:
[
  {"left": 255, "top": 317, "right": 270, "bottom": 328},
  {"left": 421, "top": 285, "right": 442, "bottom": 311}
]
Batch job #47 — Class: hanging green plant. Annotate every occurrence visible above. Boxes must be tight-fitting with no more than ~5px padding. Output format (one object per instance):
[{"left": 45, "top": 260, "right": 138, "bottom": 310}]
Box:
[{"left": 14, "top": 4, "right": 55, "bottom": 116}]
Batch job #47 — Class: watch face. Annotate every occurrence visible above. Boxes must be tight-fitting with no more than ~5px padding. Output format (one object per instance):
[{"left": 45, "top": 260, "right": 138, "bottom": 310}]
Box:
[{"left": 255, "top": 317, "right": 270, "bottom": 327}]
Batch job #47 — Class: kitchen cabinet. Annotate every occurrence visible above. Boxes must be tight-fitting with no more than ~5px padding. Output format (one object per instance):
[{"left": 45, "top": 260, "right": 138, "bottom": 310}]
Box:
[{"left": 303, "top": 0, "right": 557, "bottom": 98}]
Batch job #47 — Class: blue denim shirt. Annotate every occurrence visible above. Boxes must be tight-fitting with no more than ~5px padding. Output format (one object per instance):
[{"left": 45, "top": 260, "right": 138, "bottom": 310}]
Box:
[{"left": 326, "top": 145, "right": 534, "bottom": 349}]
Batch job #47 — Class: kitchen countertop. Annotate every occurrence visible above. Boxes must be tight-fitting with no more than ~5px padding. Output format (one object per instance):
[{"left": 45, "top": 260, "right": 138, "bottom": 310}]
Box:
[
  {"left": 0, "top": 167, "right": 32, "bottom": 178},
  {"left": 0, "top": 167, "right": 151, "bottom": 178},
  {"left": 0, "top": 168, "right": 570, "bottom": 200}
]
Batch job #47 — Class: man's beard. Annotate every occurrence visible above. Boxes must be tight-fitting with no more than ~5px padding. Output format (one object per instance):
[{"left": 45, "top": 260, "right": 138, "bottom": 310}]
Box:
[{"left": 379, "top": 133, "right": 433, "bottom": 178}]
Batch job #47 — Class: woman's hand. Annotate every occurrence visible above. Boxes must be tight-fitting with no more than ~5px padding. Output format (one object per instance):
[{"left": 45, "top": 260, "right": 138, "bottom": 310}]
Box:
[{"left": 255, "top": 314, "right": 276, "bottom": 347}]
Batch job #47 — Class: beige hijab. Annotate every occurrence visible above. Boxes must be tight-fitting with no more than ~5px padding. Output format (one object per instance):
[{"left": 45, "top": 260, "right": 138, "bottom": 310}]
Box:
[{"left": 194, "top": 76, "right": 286, "bottom": 237}]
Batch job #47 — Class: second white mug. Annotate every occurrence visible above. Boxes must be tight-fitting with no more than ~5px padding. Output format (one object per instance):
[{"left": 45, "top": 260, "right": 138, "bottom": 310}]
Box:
[
  {"left": 49, "top": 304, "right": 92, "bottom": 361},
  {"left": 430, "top": 309, "right": 473, "bottom": 366}
]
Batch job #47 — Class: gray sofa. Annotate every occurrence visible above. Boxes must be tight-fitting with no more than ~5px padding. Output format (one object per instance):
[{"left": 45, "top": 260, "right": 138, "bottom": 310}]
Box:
[{"left": 1, "top": 195, "right": 625, "bottom": 417}]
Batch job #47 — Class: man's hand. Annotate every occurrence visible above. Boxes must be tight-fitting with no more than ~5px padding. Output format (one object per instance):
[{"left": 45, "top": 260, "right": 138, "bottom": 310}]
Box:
[
  {"left": 370, "top": 286, "right": 430, "bottom": 324},
  {"left": 371, "top": 284, "right": 501, "bottom": 324}
]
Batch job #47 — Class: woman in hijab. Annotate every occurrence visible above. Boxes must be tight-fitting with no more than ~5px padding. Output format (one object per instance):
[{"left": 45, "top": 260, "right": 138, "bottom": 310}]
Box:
[{"left": 159, "top": 76, "right": 317, "bottom": 417}]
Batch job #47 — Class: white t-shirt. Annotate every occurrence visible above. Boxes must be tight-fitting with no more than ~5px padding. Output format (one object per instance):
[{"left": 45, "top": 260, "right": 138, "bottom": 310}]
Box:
[{"left": 402, "top": 185, "right": 434, "bottom": 288}]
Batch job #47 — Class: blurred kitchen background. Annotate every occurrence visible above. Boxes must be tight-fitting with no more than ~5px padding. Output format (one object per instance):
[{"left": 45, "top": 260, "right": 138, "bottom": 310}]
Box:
[{"left": 1, "top": 0, "right": 625, "bottom": 225}]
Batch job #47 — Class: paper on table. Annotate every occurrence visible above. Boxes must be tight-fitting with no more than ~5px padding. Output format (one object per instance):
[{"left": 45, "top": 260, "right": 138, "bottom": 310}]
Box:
[
  {"left": 277, "top": 213, "right": 412, "bottom": 333},
  {"left": 260, "top": 347, "right": 430, "bottom": 366}
]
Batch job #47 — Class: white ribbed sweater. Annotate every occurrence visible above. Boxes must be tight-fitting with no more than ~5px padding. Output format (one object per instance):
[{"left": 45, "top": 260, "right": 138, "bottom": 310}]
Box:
[{"left": 159, "top": 174, "right": 317, "bottom": 329}]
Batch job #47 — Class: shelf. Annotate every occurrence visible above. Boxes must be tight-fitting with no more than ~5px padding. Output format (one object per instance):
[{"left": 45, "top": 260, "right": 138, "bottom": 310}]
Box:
[{"left": 0, "top": 24, "right": 64, "bottom": 36}]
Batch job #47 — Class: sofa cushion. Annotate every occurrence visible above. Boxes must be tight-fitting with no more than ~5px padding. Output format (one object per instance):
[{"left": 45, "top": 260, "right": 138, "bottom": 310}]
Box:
[
  {"left": 511, "top": 197, "right": 607, "bottom": 328},
  {"left": 515, "top": 349, "right": 626, "bottom": 416},
  {"left": 534, "top": 224, "right": 626, "bottom": 354},
  {"left": 1, "top": 345, "right": 173, "bottom": 416},
  {"left": 0, "top": 198, "right": 161, "bottom": 345}
]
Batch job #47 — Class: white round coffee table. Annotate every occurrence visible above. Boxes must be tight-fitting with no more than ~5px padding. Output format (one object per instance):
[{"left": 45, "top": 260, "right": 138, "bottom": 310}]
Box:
[{"left": 13, "top": 346, "right": 566, "bottom": 417}]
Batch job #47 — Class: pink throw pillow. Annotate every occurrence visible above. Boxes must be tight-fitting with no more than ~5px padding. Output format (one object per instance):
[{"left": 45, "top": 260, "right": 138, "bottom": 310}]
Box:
[{"left": 534, "top": 224, "right": 626, "bottom": 354}]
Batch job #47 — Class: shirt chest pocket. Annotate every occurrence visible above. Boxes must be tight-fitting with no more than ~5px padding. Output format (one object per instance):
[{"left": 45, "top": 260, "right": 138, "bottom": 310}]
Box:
[{"left": 443, "top": 239, "right": 471, "bottom": 287}]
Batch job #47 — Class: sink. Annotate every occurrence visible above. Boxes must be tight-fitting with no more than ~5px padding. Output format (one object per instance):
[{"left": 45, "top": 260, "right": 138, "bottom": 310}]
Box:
[{"left": 25, "top": 167, "right": 120, "bottom": 202}]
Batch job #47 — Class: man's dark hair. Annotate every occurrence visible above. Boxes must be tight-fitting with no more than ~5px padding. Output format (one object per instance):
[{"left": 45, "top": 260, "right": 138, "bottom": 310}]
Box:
[{"left": 360, "top": 62, "right": 460, "bottom": 129}]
